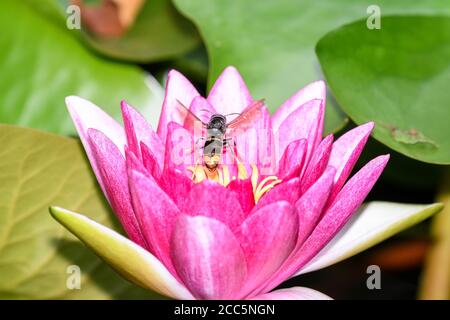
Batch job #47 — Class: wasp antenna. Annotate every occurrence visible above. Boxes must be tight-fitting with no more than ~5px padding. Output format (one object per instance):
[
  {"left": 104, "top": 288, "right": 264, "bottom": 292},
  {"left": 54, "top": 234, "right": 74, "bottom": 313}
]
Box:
[
  {"left": 175, "top": 99, "right": 187, "bottom": 107},
  {"left": 199, "top": 109, "right": 213, "bottom": 115},
  {"left": 224, "top": 112, "right": 241, "bottom": 118}
]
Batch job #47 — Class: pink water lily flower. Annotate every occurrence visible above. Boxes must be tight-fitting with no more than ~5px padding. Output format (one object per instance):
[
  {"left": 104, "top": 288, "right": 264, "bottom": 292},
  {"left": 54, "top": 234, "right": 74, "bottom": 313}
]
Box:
[{"left": 50, "top": 66, "right": 440, "bottom": 300}]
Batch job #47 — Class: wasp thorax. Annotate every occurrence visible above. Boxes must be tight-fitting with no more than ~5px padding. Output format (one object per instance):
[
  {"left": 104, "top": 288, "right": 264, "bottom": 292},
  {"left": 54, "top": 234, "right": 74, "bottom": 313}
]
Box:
[{"left": 207, "top": 114, "right": 227, "bottom": 133}]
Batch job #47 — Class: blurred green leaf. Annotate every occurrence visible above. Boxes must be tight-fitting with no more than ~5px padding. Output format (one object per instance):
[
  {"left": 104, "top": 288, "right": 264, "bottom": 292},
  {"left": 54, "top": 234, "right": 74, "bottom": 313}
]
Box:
[
  {"left": 419, "top": 169, "right": 450, "bottom": 299},
  {"left": 0, "top": 125, "right": 162, "bottom": 299},
  {"left": 173, "top": 0, "right": 450, "bottom": 134},
  {"left": 0, "top": 0, "right": 163, "bottom": 135},
  {"left": 317, "top": 15, "right": 450, "bottom": 164},
  {"left": 60, "top": 0, "right": 200, "bottom": 62},
  {"left": 357, "top": 137, "right": 443, "bottom": 191},
  {"left": 171, "top": 47, "right": 209, "bottom": 84}
]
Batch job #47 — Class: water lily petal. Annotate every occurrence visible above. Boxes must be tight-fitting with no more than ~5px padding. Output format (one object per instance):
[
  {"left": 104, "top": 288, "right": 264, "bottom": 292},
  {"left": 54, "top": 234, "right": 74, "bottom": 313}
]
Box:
[
  {"left": 188, "top": 96, "right": 217, "bottom": 125},
  {"left": 272, "top": 80, "right": 326, "bottom": 134},
  {"left": 207, "top": 66, "right": 253, "bottom": 115},
  {"left": 327, "top": 122, "right": 374, "bottom": 203},
  {"left": 233, "top": 104, "right": 273, "bottom": 170},
  {"left": 182, "top": 180, "right": 245, "bottom": 232},
  {"left": 49, "top": 207, "right": 193, "bottom": 300},
  {"left": 275, "top": 99, "right": 324, "bottom": 164},
  {"left": 140, "top": 141, "right": 162, "bottom": 180},
  {"left": 164, "top": 122, "right": 196, "bottom": 173},
  {"left": 171, "top": 215, "right": 247, "bottom": 299},
  {"left": 158, "top": 168, "right": 194, "bottom": 208},
  {"left": 255, "top": 167, "right": 335, "bottom": 295},
  {"left": 251, "top": 287, "right": 332, "bottom": 300},
  {"left": 300, "top": 134, "right": 333, "bottom": 193},
  {"left": 121, "top": 100, "right": 163, "bottom": 165},
  {"left": 125, "top": 146, "right": 151, "bottom": 178},
  {"left": 227, "top": 178, "right": 255, "bottom": 215},
  {"left": 66, "top": 96, "right": 126, "bottom": 195},
  {"left": 87, "top": 128, "right": 146, "bottom": 248},
  {"left": 237, "top": 201, "right": 298, "bottom": 297},
  {"left": 296, "top": 166, "right": 336, "bottom": 246},
  {"left": 293, "top": 154, "right": 390, "bottom": 273},
  {"left": 254, "top": 178, "right": 301, "bottom": 210},
  {"left": 157, "top": 70, "right": 200, "bottom": 144},
  {"left": 128, "top": 169, "right": 180, "bottom": 274},
  {"left": 277, "top": 139, "right": 307, "bottom": 180},
  {"left": 298, "top": 202, "right": 443, "bottom": 275}
]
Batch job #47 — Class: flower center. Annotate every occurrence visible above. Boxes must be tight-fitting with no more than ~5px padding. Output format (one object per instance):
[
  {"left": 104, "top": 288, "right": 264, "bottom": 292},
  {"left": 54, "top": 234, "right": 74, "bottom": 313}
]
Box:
[{"left": 187, "top": 160, "right": 281, "bottom": 203}]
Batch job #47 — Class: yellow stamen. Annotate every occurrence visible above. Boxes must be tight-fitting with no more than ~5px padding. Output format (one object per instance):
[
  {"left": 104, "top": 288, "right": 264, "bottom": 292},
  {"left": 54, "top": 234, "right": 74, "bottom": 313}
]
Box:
[
  {"left": 250, "top": 164, "right": 259, "bottom": 194},
  {"left": 256, "top": 176, "right": 279, "bottom": 194},
  {"left": 217, "top": 168, "right": 224, "bottom": 185},
  {"left": 236, "top": 158, "right": 248, "bottom": 179},
  {"left": 222, "top": 165, "right": 230, "bottom": 186},
  {"left": 188, "top": 161, "right": 281, "bottom": 204},
  {"left": 254, "top": 178, "right": 282, "bottom": 203},
  {"left": 188, "top": 165, "right": 206, "bottom": 183}
]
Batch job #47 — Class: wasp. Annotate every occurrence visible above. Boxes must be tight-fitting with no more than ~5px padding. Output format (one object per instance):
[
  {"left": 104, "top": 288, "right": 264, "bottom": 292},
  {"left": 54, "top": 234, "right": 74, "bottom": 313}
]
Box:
[{"left": 175, "top": 99, "right": 265, "bottom": 179}]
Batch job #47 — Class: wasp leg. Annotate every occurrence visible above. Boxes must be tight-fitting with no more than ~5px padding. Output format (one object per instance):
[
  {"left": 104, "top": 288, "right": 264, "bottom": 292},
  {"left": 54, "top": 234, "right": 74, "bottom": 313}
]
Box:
[
  {"left": 193, "top": 137, "right": 205, "bottom": 172},
  {"left": 222, "top": 137, "right": 236, "bottom": 149},
  {"left": 191, "top": 158, "right": 200, "bottom": 181},
  {"left": 223, "top": 139, "right": 240, "bottom": 163},
  {"left": 195, "top": 136, "right": 206, "bottom": 146}
]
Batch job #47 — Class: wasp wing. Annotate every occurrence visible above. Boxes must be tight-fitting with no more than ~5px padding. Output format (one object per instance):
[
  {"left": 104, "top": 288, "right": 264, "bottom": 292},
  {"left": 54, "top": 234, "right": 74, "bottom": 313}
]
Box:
[
  {"left": 226, "top": 99, "right": 265, "bottom": 137},
  {"left": 174, "top": 99, "right": 206, "bottom": 132}
]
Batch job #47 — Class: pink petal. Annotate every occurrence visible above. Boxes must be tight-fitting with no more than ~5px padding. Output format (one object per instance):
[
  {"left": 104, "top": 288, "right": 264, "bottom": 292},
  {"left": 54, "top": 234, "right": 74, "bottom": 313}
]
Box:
[
  {"left": 236, "top": 201, "right": 298, "bottom": 297},
  {"left": 295, "top": 167, "right": 336, "bottom": 246},
  {"left": 327, "top": 122, "right": 374, "bottom": 203},
  {"left": 227, "top": 178, "right": 255, "bottom": 215},
  {"left": 184, "top": 96, "right": 214, "bottom": 145},
  {"left": 275, "top": 99, "right": 324, "bottom": 164},
  {"left": 253, "top": 167, "right": 335, "bottom": 295},
  {"left": 66, "top": 96, "right": 126, "bottom": 194},
  {"left": 250, "top": 287, "right": 332, "bottom": 300},
  {"left": 157, "top": 70, "right": 200, "bottom": 144},
  {"left": 254, "top": 178, "right": 301, "bottom": 210},
  {"left": 159, "top": 168, "right": 194, "bottom": 208},
  {"left": 277, "top": 139, "right": 307, "bottom": 180},
  {"left": 272, "top": 80, "right": 326, "bottom": 134},
  {"left": 293, "top": 154, "right": 389, "bottom": 275},
  {"left": 121, "top": 100, "right": 164, "bottom": 165},
  {"left": 300, "top": 134, "right": 333, "bottom": 193},
  {"left": 207, "top": 66, "right": 253, "bottom": 115},
  {"left": 181, "top": 180, "right": 245, "bottom": 232},
  {"left": 87, "top": 128, "right": 146, "bottom": 248},
  {"left": 171, "top": 215, "right": 247, "bottom": 299},
  {"left": 128, "top": 169, "right": 180, "bottom": 275},
  {"left": 125, "top": 146, "right": 150, "bottom": 178},
  {"left": 164, "top": 122, "right": 196, "bottom": 173},
  {"left": 188, "top": 96, "right": 217, "bottom": 125},
  {"left": 140, "top": 142, "right": 162, "bottom": 180},
  {"left": 254, "top": 111, "right": 275, "bottom": 172},
  {"left": 232, "top": 104, "right": 273, "bottom": 171}
]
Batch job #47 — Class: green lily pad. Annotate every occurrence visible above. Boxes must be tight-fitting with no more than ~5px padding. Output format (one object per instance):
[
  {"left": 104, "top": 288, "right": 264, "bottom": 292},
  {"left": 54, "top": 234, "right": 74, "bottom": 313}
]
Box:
[
  {"left": 173, "top": 0, "right": 450, "bottom": 134},
  {"left": 59, "top": 0, "right": 200, "bottom": 62},
  {"left": 0, "top": 125, "right": 162, "bottom": 299},
  {"left": 0, "top": 0, "right": 163, "bottom": 136},
  {"left": 317, "top": 15, "right": 450, "bottom": 164}
]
